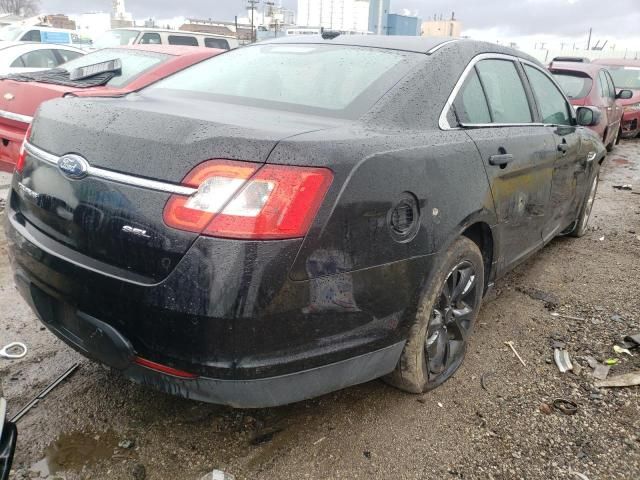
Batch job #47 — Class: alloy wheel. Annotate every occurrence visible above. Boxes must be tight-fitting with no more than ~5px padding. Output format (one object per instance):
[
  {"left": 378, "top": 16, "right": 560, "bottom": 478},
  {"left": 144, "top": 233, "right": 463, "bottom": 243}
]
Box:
[{"left": 425, "top": 260, "right": 479, "bottom": 379}]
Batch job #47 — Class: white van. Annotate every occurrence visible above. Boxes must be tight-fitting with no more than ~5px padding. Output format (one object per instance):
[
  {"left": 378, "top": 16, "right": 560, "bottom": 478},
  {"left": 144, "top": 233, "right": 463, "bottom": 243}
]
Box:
[
  {"left": 94, "top": 28, "right": 238, "bottom": 51},
  {"left": 0, "top": 26, "right": 90, "bottom": 47}
]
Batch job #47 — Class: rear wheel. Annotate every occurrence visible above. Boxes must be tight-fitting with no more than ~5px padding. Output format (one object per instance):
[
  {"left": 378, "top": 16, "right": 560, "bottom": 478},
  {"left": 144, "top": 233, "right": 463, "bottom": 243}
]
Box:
[
  {"left": 386, "top": 236, "right": 484, "bottom": 393},
  {"left": 567, "top": 173, "right": 599, "bottom": 238}
]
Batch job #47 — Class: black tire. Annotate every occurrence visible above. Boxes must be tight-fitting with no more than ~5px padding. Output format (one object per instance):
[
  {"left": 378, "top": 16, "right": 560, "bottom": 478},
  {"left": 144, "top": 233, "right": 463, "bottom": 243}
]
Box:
[
  {"left": 615, "top": 127, "right": 622, "bottom": 145},
  {"left": 567, "top": 172, "right": 599, "bottom": 238},
  {"left": 385, "top": 236, "right": 484, "bottom": 393}
]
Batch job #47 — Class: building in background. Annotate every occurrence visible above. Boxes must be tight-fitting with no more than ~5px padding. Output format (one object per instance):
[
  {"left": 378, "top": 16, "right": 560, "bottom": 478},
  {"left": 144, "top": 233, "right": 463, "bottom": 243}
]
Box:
[
  {"left": 296, "top": 0, "right": 370, "bottom": 34},
  {"left": 111, "top": 0, "right": 133, "bottom": 28},
  {"left": 421, "top": 13, "right": 462, "bottom": 37},
  {"left": 368, "top": 0, "right": 389, "bottom": 34},
  {"left": 72, "top": 12, "right": 112, "bottom": 37},
  {"left": 42, "top": 14, "right": 76, "bottom": 30},
  {"left": 181, "top": 19, "right": 253, "bottom": 43},
  {"left": 387, "top": 13, "right": 419, "bottom": 36}
]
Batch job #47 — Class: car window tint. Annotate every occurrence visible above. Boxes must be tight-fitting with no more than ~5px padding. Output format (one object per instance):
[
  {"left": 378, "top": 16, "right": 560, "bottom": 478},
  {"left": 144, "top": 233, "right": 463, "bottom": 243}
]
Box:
[
  {"left": 21, "top": 30, "right": 41, "bottom": 42},
  {"left": 140, "top": 33, "right": 162, "bottom": 45},
  {"left": 58, "top": 49, "right": 83, "bottom": 63},
  {"left": 204, "top": 37, "right": 229, "bottom": 49},
  {"left": 168, "top": 35, "right": 198, "bottom": 46},
  {"left": 476, "top": 59, "right": 532, "bottom": 123},
  {"left": 524, "top": 65, "right": 572, "bottom": 126},
  {"left": 12, "top": 49, "right": 59, "bottom": 69},
  {"left": 453, "top": 68, "right": 491, "bottom": 124},
  {"left": 551, "top": 72, "right": 592, "bottom": 100}
]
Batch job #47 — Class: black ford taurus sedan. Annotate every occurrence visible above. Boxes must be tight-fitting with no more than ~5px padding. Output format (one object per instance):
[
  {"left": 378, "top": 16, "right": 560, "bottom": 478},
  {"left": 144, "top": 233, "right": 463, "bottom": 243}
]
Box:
[{"left": 4, "top": 36, "right": 605, "bottom": 407}]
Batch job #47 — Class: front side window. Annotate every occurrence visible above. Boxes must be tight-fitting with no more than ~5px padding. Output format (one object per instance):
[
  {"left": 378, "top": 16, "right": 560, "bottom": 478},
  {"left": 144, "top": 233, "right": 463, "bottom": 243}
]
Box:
[
  {"left": 524, "top": 65, "right": 572, "bottom": 126},
  {"left": 605, "top": 71, "right": 616, "bottom": 97},
  {"left": 598, "top": 70, "right": 611, "bottom": 99},
  {"left": 140, "top": 33, "right": 162, "bottom": 45},
  {"left": 12, "top": 49, "right": 59, "bottom": 69},
  {"left": 168, "top": 35, "right": 198, "bottom": 46},
  {"left": 476, "top": 59, "right": 532, "bottom": 123},
  {"left": 150, "top": 44, "right": 421, "bottom": 118},
  {"left": 453, "top": 69, "right": 491, "bottom": 124}
]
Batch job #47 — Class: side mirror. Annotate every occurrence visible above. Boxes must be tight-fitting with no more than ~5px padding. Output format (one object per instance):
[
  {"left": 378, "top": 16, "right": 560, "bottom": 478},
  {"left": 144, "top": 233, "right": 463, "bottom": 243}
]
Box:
[
  {"left": 616, "top": 89, "right": 633, "bottom": 100},
  {"left": 576, "top": 106, "right": 601, "bottom": 127}
]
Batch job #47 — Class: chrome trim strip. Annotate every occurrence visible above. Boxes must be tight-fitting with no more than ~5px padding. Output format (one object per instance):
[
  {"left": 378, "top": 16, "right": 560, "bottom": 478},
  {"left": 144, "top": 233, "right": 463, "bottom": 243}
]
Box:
[
  {"left": 426, "top": 39, "right": 460, "bottom": 55},
  {"left": 24, "top": 142, "right": 197, "bottom": 196},
  {"left": 0, "top": 109, "right": 32, "bottom": 124}
]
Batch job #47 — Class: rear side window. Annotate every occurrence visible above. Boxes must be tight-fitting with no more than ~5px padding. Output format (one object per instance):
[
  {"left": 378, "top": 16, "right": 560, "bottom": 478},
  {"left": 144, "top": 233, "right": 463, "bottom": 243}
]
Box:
[
  {"left": 453, "top": 69, "right": 491, "bottom": 124},
  {"left": 551, "top": 72, "right": 592, "bottom": 99},
  {"left": 168, "top": 35, "right": 198, "bottom": 46},
  {"left": 57, "top": 49, "right": 83, "bottom": 63},
  {"left": 204, "top": 37, "right": 229, "bottom": 49},
  {"left": 140, "top": 32, "right": 161, "bottom": 45},
  {"left": 524, "top": 65, "right": 572, "bottom": 126},
  {"left": 476, "top": 59, "right": 532, "bottom": 123},
  {"left": 21, "top": 30, "right": 41, "bottom": 42},
  {"left": 11, "top": 49, "right": 59, "bottom": 68}
]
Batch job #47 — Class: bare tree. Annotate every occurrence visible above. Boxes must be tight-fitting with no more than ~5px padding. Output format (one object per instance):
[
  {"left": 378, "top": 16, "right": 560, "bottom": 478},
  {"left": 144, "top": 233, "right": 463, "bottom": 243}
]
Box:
[{"left": 0, "top": 0, "right": 40, "bottom": 17}]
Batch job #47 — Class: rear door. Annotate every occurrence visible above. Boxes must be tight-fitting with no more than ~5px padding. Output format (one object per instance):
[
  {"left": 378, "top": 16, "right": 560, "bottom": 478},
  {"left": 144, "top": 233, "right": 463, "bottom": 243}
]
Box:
[
  {"left": 452, "top": 56, "right": 556, "bottom": 273},
  {"left": 522, "top": 63, "right": 585, "bottom": 240},
  {"left": 598, "top": 69, "right": 617, "bottom": 143},
  {"left": 604, "top": 70, "right": 623, "bottom": 136}
]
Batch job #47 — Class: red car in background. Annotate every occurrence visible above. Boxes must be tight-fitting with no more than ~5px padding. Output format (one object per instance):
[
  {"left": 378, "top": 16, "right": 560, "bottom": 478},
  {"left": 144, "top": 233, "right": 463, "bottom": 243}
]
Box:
[
  {"left": 593, "top": 58, "right": 640, "bottom": 138},
  {"left": 549, "top": 58, "right": 633, "bottom": 151},
  {"left": 0, "top": 44, "right": 223, "bottom": 172}
]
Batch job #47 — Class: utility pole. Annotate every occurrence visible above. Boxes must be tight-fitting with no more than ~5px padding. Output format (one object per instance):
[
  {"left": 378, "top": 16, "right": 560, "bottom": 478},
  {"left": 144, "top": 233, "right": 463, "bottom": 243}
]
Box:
[
  {"left": 248, "top": 0, "right": 259, "bottom": 43},
  {"left": 587, "top": 27, "right": 592, "bottom": 50}
]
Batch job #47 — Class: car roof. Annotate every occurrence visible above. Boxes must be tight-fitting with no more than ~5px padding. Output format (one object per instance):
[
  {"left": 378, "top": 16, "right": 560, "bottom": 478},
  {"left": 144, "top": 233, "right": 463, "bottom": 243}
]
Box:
[
  {"left": 260, "top": 35, "right": 460, "bottom": 54},
  {"left": 549, "top": 61, "right": 603, "bottom": 76},
  {"left": 110, "top": 44, "right": 216, "bottom": 56},
  {"left": 592, "top": 58, "right": 640, "bottom": 67},
  {"left": 110, "top": 27, "right": 235, "bottom": 39}
]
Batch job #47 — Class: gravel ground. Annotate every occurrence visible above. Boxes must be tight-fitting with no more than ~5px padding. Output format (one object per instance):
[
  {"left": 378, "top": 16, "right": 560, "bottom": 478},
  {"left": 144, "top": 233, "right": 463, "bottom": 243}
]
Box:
[{"left": 1, "top": 140, "right": 639, "bottom": 480}]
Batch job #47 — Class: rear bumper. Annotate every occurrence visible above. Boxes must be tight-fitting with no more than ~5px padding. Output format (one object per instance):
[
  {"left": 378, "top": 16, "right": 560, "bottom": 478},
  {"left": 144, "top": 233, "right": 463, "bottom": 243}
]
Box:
[
  {"left": 5, "top": 199, "right": 430, "bottom": 406},
  {"left": 621, "top": 110, "right": 640, "bottom": 138}
]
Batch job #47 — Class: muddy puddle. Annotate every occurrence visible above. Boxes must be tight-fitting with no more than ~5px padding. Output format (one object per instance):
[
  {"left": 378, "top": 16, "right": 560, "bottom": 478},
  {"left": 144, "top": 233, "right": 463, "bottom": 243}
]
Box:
[{"left": 29, "top": 430, "right": 124, "bottom": 476}]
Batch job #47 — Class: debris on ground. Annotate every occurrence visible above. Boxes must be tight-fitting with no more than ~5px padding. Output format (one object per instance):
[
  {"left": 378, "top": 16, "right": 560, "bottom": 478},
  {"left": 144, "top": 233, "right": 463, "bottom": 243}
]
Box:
[
  {"left": 550, "top": 312, "right": 586, "bottom": 321},
  {"left": 604, "top": 358, "right": 619, "bottom": 366},
  {"left": 539, "top": 402, "right": 553, "bottom": 415},
  {"left": 585, "top": 356, "right": 610, "bottom": 380},
  {"left": 613, "top": 345, "right": 634, "bottom": 356},
  {"left": 595, "top": 371, "right": 640, "bottom": 388},
  {"left": 200, "top": 469, "right": 235, "bottom": 480},
  {"left": 552, "top": 399, "right": 578, "bottom": 416},
  {"left": 624, "top": 333, "right": 640, "bottom": 348},
  {"left": 250, "top": 426, "right": 283, "bottom": 446},
  {"left": 516, "top": 286, "right": 560, "bottom": 309},
  {"left": 132, "top": 463, "right": 146, "bottom": 480},
  {"left": 612, "top": 184, "right": 633, "bottom": 190},
  {"left": 118, "top": 439, "right": 135, "bottom": 449},
  {"left": 504, "top": 341, "right": 527, "bottom": 366},
  {"left": 554, "top": 349, "right": 573, "bottom": 373}
]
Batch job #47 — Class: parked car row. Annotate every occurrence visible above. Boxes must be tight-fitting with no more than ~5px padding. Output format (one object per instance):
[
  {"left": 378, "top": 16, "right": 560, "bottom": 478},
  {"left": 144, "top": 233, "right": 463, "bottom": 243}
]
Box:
[{"left": 549, "top": 56, "right": 640, "bottom": 150}]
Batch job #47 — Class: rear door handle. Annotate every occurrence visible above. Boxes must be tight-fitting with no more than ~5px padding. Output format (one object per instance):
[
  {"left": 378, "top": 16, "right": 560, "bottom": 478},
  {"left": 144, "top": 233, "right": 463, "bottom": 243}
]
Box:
[
  {"left": 558, "top": 143, "right": 569, "bottom": 154},
  {"left": 488, "top": 154, "right": 514, "bottom": 166}
]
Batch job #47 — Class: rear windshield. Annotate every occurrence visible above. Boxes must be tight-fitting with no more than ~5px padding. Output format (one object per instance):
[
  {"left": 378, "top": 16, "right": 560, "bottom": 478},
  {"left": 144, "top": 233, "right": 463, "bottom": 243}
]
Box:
[
  {"left": 552, "top": 72, "right": 593, "bottom": 99},
  {"left": 149, "top": 44, "right": 421, "bottom": 118},
  {"left": 93, "top": 30, "right": 140, "bottom": 49},
  {"left": 60, "top": 48, "right": 168, "bottom": 88},
  {"left": 606, "top": 66, "right": 640, "bottom": 90}
]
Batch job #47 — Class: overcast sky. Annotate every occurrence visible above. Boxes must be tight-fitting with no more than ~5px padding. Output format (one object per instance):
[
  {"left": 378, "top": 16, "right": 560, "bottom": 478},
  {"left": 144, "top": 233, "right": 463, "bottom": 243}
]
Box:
[{"left": 40, "top": 0, "right": 640, "bottom": 43}]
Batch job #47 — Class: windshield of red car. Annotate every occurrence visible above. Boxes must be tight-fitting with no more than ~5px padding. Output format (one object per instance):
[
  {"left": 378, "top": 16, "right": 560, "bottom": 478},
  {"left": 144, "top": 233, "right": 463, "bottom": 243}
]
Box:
[
  {"left": 551, "top": 72, "right": 593, "bottom": 99},
  {"left": 606, "top": 66, "right": 640, "bottom": 90},
  {"left": 61, "top": 48, "right": 169, "bottom": 88}
]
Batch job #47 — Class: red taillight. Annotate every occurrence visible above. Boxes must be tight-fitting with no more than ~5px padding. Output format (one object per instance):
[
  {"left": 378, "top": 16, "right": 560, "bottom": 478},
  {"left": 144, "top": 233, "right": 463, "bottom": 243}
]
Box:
[
  {"left": 134, "top": 356, "right": 199, "bottom": 379},
  {"left": 15, "top": 123, "right": 32, "bottom": 174},
  {"left": 164, "top": 160, "right": 333, "bottom": 240}
]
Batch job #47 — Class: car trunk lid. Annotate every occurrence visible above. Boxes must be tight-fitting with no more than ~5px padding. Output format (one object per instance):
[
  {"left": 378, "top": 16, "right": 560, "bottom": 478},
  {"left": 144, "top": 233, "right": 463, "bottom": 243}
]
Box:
[{"left": 14, "top": 94, "right": 340, "bottom": 281}]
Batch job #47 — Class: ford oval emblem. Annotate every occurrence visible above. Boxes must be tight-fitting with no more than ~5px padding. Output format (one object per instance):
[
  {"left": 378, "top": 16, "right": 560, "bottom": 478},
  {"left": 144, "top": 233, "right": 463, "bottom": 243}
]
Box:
[{"left": 58, "top": 154, "right": 89, "bottom": 180}]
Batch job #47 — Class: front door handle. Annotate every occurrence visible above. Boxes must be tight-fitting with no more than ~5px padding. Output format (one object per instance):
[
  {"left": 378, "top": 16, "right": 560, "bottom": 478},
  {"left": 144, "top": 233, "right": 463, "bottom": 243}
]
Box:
[
  {"left": 558, "top": 143, "right": 569, "bottom": 154},
  {"left": 488, "top": 153, "right": 514, "bottom": 166}
]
